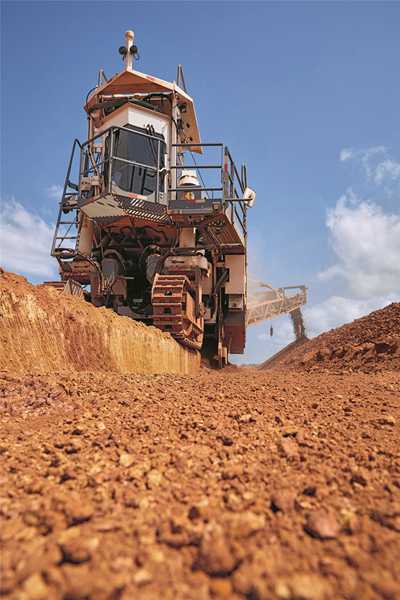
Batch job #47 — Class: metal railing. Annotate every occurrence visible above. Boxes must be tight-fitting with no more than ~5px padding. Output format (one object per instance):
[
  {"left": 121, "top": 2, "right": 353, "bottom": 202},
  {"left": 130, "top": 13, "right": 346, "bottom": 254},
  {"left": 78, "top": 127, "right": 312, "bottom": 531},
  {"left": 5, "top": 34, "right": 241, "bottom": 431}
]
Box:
[
  {"left": 170, "top": 142, "right": 248, "bottom": 240},
  {"left": 52, "top": 132, "right": 249, "bottom": 257},
  {"left": 52, "top": 126, "right": 166, "bottom": 257}
]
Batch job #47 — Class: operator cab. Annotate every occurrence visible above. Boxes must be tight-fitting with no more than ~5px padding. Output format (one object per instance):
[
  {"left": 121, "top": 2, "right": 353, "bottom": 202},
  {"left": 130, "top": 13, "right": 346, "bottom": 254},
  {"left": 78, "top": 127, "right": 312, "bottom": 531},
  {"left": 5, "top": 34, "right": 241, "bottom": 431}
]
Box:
[{"left": 109, "top": 124, "right": 166, "bottom": 202}]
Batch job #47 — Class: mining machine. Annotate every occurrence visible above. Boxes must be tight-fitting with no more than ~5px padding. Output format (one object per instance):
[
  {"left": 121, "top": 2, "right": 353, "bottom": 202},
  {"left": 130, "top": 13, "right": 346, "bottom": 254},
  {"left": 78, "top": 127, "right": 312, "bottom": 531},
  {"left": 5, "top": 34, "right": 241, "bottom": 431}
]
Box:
[{"left": 50, "top": 30, "right": 307, "bottom": 366}]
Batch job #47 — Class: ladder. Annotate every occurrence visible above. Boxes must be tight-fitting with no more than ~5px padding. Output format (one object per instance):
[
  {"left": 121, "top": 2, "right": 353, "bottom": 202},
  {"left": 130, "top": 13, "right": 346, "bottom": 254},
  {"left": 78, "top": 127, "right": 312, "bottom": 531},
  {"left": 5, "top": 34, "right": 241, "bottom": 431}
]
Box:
[{"left": 51, "top": 139, "right": 82, "bottom": 259}]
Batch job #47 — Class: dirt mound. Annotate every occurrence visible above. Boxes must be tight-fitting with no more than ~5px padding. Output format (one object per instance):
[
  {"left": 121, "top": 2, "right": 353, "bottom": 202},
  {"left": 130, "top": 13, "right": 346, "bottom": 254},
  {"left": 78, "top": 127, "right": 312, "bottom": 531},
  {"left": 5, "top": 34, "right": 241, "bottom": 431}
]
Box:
[
  {"left": 0, "top": 269, "right": 199, "bottom": 375},
  {"left": 261, "top": 303, "right": 400, "bottom": 372}
]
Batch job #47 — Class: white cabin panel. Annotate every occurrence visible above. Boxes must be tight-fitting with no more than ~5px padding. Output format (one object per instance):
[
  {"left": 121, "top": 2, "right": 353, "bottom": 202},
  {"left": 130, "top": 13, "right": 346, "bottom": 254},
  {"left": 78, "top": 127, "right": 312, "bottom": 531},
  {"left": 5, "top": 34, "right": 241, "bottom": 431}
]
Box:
[
  {"left": 225, "top": 255, "right": 246, "bottom": 295},
  {"left": 95, "top": 104, "right": 170, "bottom": 147}
]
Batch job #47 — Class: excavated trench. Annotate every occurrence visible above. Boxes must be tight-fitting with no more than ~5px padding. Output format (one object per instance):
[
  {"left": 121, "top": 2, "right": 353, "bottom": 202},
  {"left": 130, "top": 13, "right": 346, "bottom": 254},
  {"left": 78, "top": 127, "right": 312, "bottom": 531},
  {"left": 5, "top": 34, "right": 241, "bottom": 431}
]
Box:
[{"left": 0, "top": 270, "right": 200, "bottom": 375}]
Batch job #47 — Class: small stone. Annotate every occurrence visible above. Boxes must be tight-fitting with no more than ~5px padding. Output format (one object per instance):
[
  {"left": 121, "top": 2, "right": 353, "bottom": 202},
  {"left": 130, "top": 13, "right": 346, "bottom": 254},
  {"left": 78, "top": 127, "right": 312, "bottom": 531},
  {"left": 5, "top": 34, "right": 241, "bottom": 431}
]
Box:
[
  {"left": 282, "top": 425, "right": 298, "bottom": 437},
  {"left": 58, "top": 526, "right": 82, "bottom": 544},
  {"left": 147, "top": 469, "right": 163, "bottom": 487},
  {"left": 279, "top": 437, "right": 300, "bottom": 459},
  {"left": 209, "top": 577, "right": 233, "bottom": 597},
  {"left": 61, "top": 564, "right": 93, "bottom": 598},
  {"left": 340, "top": 508, "right": 358, "bottom": 533},
  {"left": 305, "top": 510, "right": 340, "bottom": 540},
  {"left": 94, "top": 519, "right": 121, "bottom": 532},
  {"left": 112, "top": 556, "right": 134, "bottom": 572},
  {"left": 123, "top": 490, "right": 139, "bottom": 508},
  {"left": 119, "top": 453, "right": 135, "bottom": 468},
  {"left": 128, "top": 460, "right": 152, "bottom": 479},
  {"left": 221, "top": 464, "right": 243, "bottom": 480},
  {"left": 158, "top": 516, "right": 198, "bottom": 548},
  {"left": 271, "top": 489, "right": 296, "bottom": 513},
  {"left": 238, "top": 413, "right": 254, "bottom": 424},
  {"left": 232, "top": 565, "right": 256, "bottom": 595},
  {"left": 276, "top": 573, "right": 331, "bottom": 599},
  {"left": 274, "top": 579, "right": 291, "bottom": 599},
  {"left": 370, "top": 509, "right": 400, "bottom": 532},
  {"left": 221, "top": 436, "right": 234, "bottom": 446},
  {"left": 149, "top": 548, "right": 165, "bottom": 563},
  {"left": 59, "top": 468, "right": 76, "bottom": 483},
  {"left": 228, "top": 511, "right": 266, "bottom": 537},
  {"left": 371, "top": 578, "right": 400, "bottom": 599},
  {"left": 61, "top": 537, "right": 99, "bottom": 564},
  {"left": 64, "top": 441, "right": 81, "bottom": 454},
  {"left": 196, "top": 522, "right": 238, "bottom": 576},
  {"left": 350, "top": 468, "right": 368, "bottom": 487},
  {"left": 302, "top": 486, "right": 317, "bottom": 497},
  {"left": 133, "top": 568, "right": 153, "bottom": 586},
  {"left": 377, "top": 415, "right": 396, "bottom": 426},
  {"left": 64, "top": 500, "right": 94, "bottom": 525},
  {"left": 24, "top": 479, "right": 44, "bottom": 495},
  {"left": 71, "top": 426, "right": 85, "bottom": 436},
  {"left": 188, "top": 505, "right": 201, "bottom": 520},
  {"left": 22, "top": 573, "right": 49, "bottom": 599}
]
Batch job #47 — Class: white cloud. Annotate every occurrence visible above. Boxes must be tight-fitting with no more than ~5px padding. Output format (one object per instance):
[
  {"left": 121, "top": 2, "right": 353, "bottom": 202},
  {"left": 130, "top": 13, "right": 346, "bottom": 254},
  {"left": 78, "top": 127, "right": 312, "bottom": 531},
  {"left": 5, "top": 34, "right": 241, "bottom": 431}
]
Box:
[
  {"left": 374, "top": 159, "right": 400, "bottom": 185},
  {"left": 339, "top": 148, "right": 354, "bottom": 162},
  {"left": 303, "top": 293, "right": 398, "bottom": 338},
  {"left": 339, "top": 145, "right": 400, "bottom": 186},
  {"left": 250, "top": 145, "right": 400, "bottom": 359},
  {"left": 47, "top": 184, "right": 63, "bottom": 200},
  {"left": 312, "top": 154, "right": 400, "bottom": 342},
  {"left": 319, "top": 192, "right": 400, "bottom": 298},
  {"left": 0, "top": 199, "right": 57, "bottom": 279}
]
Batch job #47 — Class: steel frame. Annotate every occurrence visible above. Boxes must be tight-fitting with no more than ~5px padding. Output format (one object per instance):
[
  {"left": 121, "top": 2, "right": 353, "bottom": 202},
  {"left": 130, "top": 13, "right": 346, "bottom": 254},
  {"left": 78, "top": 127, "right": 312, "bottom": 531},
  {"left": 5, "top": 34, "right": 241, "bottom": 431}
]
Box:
[{"left": 170, "top": 142, "right": 248, "bottom": 242}]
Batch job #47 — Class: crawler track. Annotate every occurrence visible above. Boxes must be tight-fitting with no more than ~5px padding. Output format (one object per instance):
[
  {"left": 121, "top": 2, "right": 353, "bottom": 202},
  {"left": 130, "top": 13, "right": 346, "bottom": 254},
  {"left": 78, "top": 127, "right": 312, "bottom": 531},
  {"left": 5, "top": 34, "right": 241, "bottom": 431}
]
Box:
[{"left": 152, "top": 274, "right": 204, "bottom": 351}]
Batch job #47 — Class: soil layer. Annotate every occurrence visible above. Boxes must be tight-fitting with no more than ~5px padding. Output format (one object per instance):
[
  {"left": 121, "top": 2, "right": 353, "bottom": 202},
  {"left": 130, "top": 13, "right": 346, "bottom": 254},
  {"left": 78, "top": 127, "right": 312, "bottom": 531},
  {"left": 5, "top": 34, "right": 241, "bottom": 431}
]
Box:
[
  {"left": 0, "top": 270, "right": 199, "bottom": 375},
  {"left": 1, "top": 368, "right": 399, "bottom": 599}
]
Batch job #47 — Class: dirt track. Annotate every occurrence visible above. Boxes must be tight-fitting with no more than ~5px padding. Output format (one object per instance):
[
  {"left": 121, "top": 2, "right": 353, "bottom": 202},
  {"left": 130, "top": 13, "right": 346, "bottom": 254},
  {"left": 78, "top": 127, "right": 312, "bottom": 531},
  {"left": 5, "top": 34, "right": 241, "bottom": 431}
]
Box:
[{"left": 1, "top": 367, "right": 399, "bottom": 599}]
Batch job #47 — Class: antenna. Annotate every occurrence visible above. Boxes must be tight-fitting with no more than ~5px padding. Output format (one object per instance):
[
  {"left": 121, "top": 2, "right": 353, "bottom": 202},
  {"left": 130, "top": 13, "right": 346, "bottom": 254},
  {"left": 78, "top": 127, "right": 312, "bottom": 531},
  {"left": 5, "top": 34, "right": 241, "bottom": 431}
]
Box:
[
  {"left": 118, "top": 30, "right": 139, "bottom": 70},
  {"left": 176, "top": 64, "right": 187, "bottom": 92},
  {"left": 97, "top": 69, "right": 108, "bottom": 86}
]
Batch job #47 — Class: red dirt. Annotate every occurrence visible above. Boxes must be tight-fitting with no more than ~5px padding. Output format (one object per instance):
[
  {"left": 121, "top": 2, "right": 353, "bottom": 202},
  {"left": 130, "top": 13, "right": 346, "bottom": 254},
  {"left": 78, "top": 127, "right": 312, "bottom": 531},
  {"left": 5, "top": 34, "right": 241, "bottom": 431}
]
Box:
[
  {"left": 1, "top": 275, "right": 399, "bottom": 599},
  {"left": 0, "top": 269, "right": 199, "bottom": 375},
  {"left": 261, "top": 303, "right": 400, "bottom": 373}
]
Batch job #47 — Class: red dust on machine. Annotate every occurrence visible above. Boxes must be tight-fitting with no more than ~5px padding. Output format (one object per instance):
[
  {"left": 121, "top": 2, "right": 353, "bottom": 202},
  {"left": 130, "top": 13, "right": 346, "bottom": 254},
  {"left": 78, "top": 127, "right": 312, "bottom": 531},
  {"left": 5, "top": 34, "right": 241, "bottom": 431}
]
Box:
[{"left": 50, "top": 30, "right": 306, "bottom": 366}]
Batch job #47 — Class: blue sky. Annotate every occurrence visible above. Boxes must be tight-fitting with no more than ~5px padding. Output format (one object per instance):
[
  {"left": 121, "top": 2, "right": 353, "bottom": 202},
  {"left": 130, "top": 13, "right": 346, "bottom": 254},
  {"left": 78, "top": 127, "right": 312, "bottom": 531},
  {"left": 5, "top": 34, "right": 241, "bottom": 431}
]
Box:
[{"left": 1, "top": 1, "right": 400, "bottom": 363}]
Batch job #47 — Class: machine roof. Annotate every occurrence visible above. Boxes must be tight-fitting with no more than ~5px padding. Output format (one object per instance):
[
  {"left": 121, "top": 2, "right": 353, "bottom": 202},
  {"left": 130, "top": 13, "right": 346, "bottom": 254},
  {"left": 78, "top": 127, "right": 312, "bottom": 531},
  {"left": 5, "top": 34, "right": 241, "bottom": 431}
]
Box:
[{"left": 85, "top": 68, "right": 201, "bottom": 152}]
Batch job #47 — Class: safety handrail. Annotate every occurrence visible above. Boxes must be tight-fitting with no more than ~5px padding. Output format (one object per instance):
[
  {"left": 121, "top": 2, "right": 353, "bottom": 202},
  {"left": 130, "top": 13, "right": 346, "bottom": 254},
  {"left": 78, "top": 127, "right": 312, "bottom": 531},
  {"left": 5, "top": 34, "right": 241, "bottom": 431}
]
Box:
[{"left": 170, "top": 142, "right": 248, "bottom": 239}]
